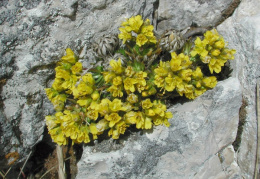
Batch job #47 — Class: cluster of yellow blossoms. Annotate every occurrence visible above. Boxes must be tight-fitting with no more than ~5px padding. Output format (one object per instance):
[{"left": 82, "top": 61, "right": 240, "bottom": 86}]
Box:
[
  {"left": 191, "top": 29, "right": 236, "bottom": 74},
  {"left": 45, "top": 15, "right": 236, "bottom": 145},
  {"left": 118, "top": 15, "right": 157, "bottom": 47},
  {"left": 154, "top": 52, "right": 217, "bottom": 99}
]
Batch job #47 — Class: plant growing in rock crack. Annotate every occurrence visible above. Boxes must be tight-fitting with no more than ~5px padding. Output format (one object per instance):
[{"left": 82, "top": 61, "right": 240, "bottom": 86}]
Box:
[{"left": 44, "top": 15, "right": 236, "bottom": 145}]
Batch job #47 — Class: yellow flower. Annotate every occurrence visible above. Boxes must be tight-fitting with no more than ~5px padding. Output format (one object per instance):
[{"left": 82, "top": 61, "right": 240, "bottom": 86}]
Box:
[
  {"left": 165, "top": 76, "right": 176, "bottom": 92},
  {"left": 170, "top": 53, "right": 182, "bottom": 72},
  {"left": 128, "top": 15, "right": 143, "bottom": 33},
  {"left": 134, "top": 71, "right": 147, "bottom": 86},
  {"left": 154, "top": 75, "right": 165, "bottom": 88},
  {"left": 71, "top": 62, "right": 82, "bottom": 74},
  {"left": 118, "top": 27, "right": 132, "bottom": 44},
  {"left": 112, "top": 76, "right": 123, "bottom": 86},
  {"left": 192, "top": 67, "right": 203, "bottom": 80},
  {"left": 51, "top": 94, "right": 67, "bottom": 111},
  {"left": 127, "top": 93, "right": 138, "bottom": 104},
  {"left": 77, "top": 97, "right": 92, "bottom": 107},
  {"left": 109, "top": 98, "right": 127, "bottom": 112},
  {"left": 96, "top": 119, "right": 109, "bottom": 134},
  {"left": 211, "top": 49, "right": 221, "bottom": 56},
  {"left": 144, "top": 117, "right": 153, "bottom": 129},
  {"left": 61, "top": 48, "right": 77, "bottom": 64},
  {"left": 61, "top": 75, "right": 77, "bottom": 91},
  {"left": 103, "top": 71, "right": 116, "bottom": 83},
  {"left": 136, "top": 34, "right": 148, "bottom": 47},
  {"left": 55, "top": 66, "right": 71, "bottom": 80},
  {"left": 45, "top": 115, "right": 57, "bottom": 130},
  {"left": 105, "top": 113, "right": 122, "bottom": 128},
  {"left": 110, "top": 59, "right": 123, "bottom": 75},
  {"left": 52, "top": 78, "right": 64, "bottom": 92},
  {"left": 45, "top": 88, "right": 58, "bottom": 101},
  {"left": 202, "top": 76, "right": 217, "bottom": 88},
  {"left": 124, "top": 111, "right": 137, "bottom": 124},
  {"left": 125, "top": 66, "right": 135, "bottom": 77},
  {"left": 153, "top": 100, "right": 166, "bottom": 117},
  {"left": 170, "top": 52, "right": 191, "bottom": 71},
  {"left": 215, "top": 39, "right": 225, "bottom": 49},
  {"left": 208, "top": 58, "right": 224, "bottom": 74},
  {"left": 73, "top": 81, "right": 93, "bottom": 98},
  {"left": 107, "top": 85, "right": 123, "bottom": 97},
  {"left": 191, "top": 37, "right": 208, "bottom": 57},
  {"left": 90, "top": 91, "right": 99, "bottom": 101},
  {"left": 204, "top": 29, "right": 220, "bottom": 46},
  {"left": 82, "top": 73, "right": 95, "bottom": 86},
  {"left": 97, "top": 99, "right": 111, "bottom": 116},
  {"left": 86, "top": 109, "right": 99, "bottom": 120},
  {"left": 154, "top": 61, "right": 170, "bottom": 76},
  {"left": 179, "top": 69, "right": 192, "bottom": 82},
  {"left": 135, "top": 111, "right": 145, "bottom": 129},
  {"left": 141, "top": 99, "right": 153, "bottom": 109},
  {"left": 124, "top": 77, "right": 137, "bottom": 92}
]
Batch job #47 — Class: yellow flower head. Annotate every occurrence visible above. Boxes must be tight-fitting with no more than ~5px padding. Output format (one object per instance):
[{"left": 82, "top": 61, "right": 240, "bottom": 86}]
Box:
[
  {"left": 118, "top": 27, "right": 132, "bottom": 44},
  {"left": 124, "top": 77, "right": 137, "bottom": 92},
  {"left": 105, "top": 113, "right": 122, "bottom": 128},
  {"left": 61, "top": 48, "right": 77, "bottom": 64},
  {"left": 127, "top": 93, "right": 138, "bottom": 104},
  {"left": 109, "top": 98, "right": 127, "bottom": 112},
  {"left": 109, "top": 59, "right": 123, "bottom": 75},
  {"left": 96, "top": 119, "right": 109, "bottom": 133},
  {"left": 141, "top": 98, "right": 153, "bottom": 109},
  {"left": 82, "top": 73, "right": 95, "bottom": 86},
  {"left": 71, "top": 62, "right": 82, "bottom": 75},
  {"left": 125, "top": 66, "right": 135, "bottom": 77},
  {"left": 97, "top": 99, "right": 111, "bottom": 116},
  {"left": 191, "top": 37, "right": 208, "bottom": 57},
  {"left": 107, "top": 85, "right": 123, "bottom": 97},
  {"left": 112, "top": 76, "right": 123, "bottom": 86},
  {"left": 124, "top": 111, "right": 137, "bottom": 124},
  {"left": 202, "top": 76, "right": 217, "bottom": 88},
  {"left": 193, "top": 67, "right": 203, "bottom": 79},
  {"left": 136, "top": 34, "right": 148, "bottom": 47},
  {"left": 128, "top": 15, "right": 143, "bottom": 33}
]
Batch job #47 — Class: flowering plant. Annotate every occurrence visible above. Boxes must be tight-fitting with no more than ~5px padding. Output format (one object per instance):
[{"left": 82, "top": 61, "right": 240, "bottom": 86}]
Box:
[{"left": 45, "top": 15, "right": 235, "bottom": 145}]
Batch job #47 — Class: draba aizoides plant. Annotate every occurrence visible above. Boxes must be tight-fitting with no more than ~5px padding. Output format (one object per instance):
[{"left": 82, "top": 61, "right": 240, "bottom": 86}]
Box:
[{"left": 45, "top": 15, "right": 236, "bottom": 145}]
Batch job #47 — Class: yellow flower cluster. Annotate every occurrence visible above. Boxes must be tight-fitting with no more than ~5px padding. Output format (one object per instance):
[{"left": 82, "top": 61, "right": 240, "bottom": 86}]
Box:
[
  {"left": 191, "top": 29, "right": 236, "bottom": 74},
  {"left": 154, "top": 52, "right": 217, "bottom": 99},
  {"left": 118, "top": 15, "right": 157, "bottom": 47},
  {"left": 45, "top": 15, "right": 236, "bottom": 146}
]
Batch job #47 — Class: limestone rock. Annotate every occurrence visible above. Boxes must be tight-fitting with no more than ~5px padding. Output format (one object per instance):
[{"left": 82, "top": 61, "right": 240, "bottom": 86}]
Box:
[
  {"left": 76, "top": 78, "right": 242, "bottom": 179},
  {"left": 217, "top": 0, "right": 260, "bottom": 177},
  {"left": 156, "top": 0, "right": 233, "bottom": 32}
]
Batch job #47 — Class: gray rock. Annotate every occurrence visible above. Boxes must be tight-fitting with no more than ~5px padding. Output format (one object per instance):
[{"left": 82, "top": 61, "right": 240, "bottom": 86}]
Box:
[
  {"left": 156, "top": 0, "right": 233, "bottom": 32},
  {"left": 76, "top": 78, "right": 242, "bottom": 179},
  {"left": 217, "top": 0, "right": 260, "bottom": 178}
]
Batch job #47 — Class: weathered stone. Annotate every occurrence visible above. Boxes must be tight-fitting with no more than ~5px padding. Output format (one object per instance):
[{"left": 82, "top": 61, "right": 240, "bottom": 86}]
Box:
[
  {"left": 76, "top": 78, "right": 242, "bottom": 179},
  {"left": 156, "top": 0, "right": 233, "bottom": 32},
  {"left": 217, "top": 0, "right": 260, "bottom": 177}
]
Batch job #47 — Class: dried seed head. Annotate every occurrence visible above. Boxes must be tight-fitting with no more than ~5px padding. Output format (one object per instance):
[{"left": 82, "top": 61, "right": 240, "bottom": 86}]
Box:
[
  {"left": 93, "top": 34, "right": 119, "bottom": 58},
  {"left": 159, "top": 30, "right": 185, "bottom": 52}
]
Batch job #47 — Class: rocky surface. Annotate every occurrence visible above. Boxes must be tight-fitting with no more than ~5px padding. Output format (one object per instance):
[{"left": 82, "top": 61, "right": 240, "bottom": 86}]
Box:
[
  {"left": 0, "top": 0, "right": 259, "bottom": 178},
  {"left": 217, "top": 0, "right": 260, "bottom": 178},
  {"left": 76, "top": 78, "right": 242, "bottom": 179}
]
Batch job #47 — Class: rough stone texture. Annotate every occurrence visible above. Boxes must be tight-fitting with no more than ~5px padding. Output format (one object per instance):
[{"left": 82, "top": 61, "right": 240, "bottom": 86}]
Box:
[
  {"left": 156, "top": 0, "right": 233, "bottom": 32},
  {"left": 77, "top": 78, "right": 242, "bottom": 179},
  {"left": 217, "top": 0, "right": 260, "bottom": 178}
]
